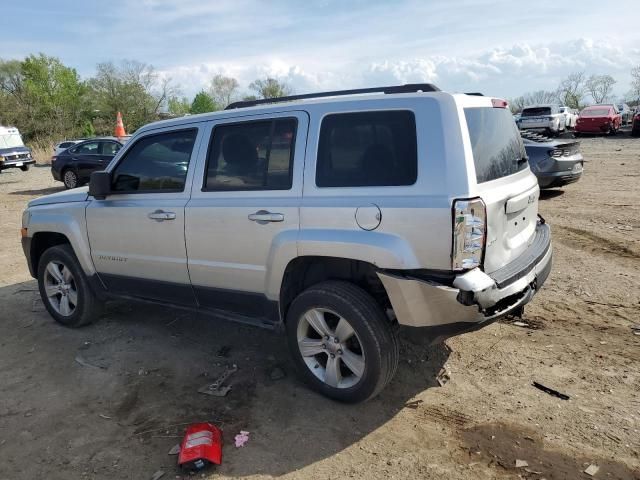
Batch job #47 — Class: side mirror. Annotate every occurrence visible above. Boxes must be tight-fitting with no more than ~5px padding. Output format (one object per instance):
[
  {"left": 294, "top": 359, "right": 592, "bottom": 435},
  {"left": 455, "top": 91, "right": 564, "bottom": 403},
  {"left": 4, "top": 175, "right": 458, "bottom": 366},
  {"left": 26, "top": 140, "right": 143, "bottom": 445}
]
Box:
[{"left": 89, "top": 171, "right": 111, "bottom": 200}]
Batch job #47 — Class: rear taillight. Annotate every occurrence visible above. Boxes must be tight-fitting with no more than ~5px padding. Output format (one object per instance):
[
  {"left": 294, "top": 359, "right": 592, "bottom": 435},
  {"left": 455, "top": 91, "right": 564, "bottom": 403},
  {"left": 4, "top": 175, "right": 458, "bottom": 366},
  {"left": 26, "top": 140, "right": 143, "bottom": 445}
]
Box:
[
  {"left": 452, "top": 198, "right": 486, "bottom": 270},
  {"left": 51, "top": 156, "right": 57, "bottom": 163},
  {"left": 492, "top": 98, "right": 508, "bottom": 108}
]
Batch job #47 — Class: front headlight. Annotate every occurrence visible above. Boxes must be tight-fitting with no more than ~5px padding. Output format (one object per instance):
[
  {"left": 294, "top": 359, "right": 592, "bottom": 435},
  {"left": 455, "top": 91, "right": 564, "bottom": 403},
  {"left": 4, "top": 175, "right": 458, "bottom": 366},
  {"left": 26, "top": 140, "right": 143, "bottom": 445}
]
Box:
[{"left": 452, "top": 198, "right": 486, "bottom": 271}]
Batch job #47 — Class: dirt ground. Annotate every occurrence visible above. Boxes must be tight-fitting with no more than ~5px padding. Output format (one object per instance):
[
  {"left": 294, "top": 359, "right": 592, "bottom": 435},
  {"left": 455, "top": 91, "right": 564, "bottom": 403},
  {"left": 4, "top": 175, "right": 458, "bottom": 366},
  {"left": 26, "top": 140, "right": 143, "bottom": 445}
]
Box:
[{"left": 0, "top": 132, "right": 638, "bottom": 480}]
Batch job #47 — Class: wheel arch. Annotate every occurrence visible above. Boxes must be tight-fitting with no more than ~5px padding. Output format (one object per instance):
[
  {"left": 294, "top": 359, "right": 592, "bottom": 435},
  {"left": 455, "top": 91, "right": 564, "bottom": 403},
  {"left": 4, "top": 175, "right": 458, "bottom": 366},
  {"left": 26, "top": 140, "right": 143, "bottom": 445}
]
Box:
[
  {"left": 279, "top": 256, "right": 393, "bottom": 324},
  {"left": 27, "top": 205, "right": 96, "bottom": 278}
]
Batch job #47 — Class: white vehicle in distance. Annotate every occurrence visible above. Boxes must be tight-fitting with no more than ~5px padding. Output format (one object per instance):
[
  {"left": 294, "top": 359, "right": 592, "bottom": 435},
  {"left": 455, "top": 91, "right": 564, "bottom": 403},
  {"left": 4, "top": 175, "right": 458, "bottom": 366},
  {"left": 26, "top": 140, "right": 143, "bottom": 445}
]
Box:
[
  {"left": 0, "top": 126, "right": 35, "bottom": 173},
  {"left": 519, "top": 104, "right": 567, "bottom": 136},
  {"left": 21, "top": 84, "right": 552, "bottom": 403},
  {"left": 559, "top": 106, "right": 578, "bottom": 129},
  {"left": 53, "top": 139, "right": 84, "bottom": 156}
]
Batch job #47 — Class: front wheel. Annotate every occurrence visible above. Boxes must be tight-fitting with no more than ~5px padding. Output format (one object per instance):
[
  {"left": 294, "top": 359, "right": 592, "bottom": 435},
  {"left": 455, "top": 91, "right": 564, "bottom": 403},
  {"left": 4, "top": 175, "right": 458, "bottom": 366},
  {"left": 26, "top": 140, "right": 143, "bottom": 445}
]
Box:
[
  {"left": 20, "top": 165, "right": 30, "bottom": 172},
  {"left": 286, "top": 281, "right": 399, "bottom": 403},
  {"left": 37, "top": 244, "right": 102, "bottom": 327}
]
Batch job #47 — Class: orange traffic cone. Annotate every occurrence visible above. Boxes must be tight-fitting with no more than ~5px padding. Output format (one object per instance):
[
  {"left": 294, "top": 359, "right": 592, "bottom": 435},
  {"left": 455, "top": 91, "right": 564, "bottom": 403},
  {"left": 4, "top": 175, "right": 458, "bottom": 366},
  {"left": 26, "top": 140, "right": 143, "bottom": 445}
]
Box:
[{"left": 114, "top": 112, "right": 126, "bottom": 138}]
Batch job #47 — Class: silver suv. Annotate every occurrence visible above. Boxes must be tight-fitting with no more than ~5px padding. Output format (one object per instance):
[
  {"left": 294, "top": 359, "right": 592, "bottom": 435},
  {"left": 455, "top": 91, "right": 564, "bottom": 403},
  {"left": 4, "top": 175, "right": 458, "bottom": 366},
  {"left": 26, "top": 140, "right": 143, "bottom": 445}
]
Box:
[{"left": 21, "top": 84, "right": 552, "bottom": 403}]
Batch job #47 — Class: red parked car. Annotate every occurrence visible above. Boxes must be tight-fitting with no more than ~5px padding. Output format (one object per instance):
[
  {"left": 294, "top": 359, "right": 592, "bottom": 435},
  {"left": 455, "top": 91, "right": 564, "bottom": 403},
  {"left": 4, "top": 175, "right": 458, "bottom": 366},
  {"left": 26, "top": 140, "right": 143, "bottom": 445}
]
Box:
[{"left": 575, "top": 105, "right": 622, "bottom": 136}]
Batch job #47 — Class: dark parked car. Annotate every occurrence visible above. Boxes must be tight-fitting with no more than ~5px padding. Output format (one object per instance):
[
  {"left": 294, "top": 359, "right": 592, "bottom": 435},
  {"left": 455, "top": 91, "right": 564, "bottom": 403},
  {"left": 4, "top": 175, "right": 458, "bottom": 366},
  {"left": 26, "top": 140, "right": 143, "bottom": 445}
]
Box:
[
  {"left": 521, "top": 131, "right": 583, "bottom": 189},
  {"left": 632, "top": 109, "right": 640, "bottom": 136},
  {"left": 575, "top": 105, "right": 621, "bottom": 136},
  {"left": 51, "top": 138, "right": 124, "bottom": 189}
]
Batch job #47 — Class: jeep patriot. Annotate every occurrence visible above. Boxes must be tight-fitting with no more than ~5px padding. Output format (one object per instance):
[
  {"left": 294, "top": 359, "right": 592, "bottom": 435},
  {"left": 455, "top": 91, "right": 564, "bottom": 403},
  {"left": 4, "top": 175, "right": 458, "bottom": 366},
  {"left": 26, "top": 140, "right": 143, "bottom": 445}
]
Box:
[{"left": 21, "top": 84, "right": 552, "bottom": 403}]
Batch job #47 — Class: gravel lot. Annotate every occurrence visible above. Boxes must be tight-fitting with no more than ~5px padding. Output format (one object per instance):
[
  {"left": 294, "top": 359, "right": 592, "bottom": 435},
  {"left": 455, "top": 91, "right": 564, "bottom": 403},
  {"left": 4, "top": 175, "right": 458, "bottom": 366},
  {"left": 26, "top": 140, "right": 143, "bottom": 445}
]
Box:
[{"left": 0, "top": 133, "right": 639, "bottom": 479}]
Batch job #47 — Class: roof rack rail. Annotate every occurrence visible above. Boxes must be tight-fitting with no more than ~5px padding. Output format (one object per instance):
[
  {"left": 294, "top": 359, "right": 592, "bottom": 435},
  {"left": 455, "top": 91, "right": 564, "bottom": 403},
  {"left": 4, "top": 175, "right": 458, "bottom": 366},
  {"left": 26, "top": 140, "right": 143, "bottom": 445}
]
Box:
[
  {"left": 465, "top": 92, "right": 484, "bottom": 96},
  {"left": 225, "top": 83, "right": 441, "bottom": 110}
]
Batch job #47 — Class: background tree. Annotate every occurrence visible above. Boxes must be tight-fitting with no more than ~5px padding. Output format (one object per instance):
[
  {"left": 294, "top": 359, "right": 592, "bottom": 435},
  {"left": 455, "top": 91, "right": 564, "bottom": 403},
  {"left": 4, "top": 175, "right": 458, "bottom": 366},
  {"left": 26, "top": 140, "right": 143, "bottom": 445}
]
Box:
[
  {"left": 0, "top": 54, "right": 87, "bottom": 142},
  {"left": 209, "top": 74, "right": 239, "bottom": 108},
  {"left": 585, "top": 74, "right": 616, "bottom": 104},
  {"left": 508, "top": 90, "right": 559, "bottom": 113},
  {"left": 190, "top": 91, "right": 218, "bottom": 114},
  {"left": 88, "top": 60, "right": 176, "bottom": 134},
  {"left": 557, "top": 72, "right": 586, "bottom": 109},
  {"left": 628, "top": 65, "right": 640, "bottom": 106},
  {"left": 167, "top": 95, "right": 191, "bottom": 116},
  {"left": 248, "top": 77, "right": 293, "bottom": 99}
]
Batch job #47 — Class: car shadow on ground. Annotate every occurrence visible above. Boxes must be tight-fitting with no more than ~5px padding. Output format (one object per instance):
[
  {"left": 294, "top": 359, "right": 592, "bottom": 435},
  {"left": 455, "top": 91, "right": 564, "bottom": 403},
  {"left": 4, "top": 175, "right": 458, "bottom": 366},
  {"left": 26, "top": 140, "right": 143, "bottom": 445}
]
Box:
[
  {"left": 9, "top": 186, "right": 65, "bottom": 196},
  {"left": 539, "top": 189, "right": 564, "bottom": 200},
  {"left": 0, "top": 280, "right": 449, "bottom": 478}
]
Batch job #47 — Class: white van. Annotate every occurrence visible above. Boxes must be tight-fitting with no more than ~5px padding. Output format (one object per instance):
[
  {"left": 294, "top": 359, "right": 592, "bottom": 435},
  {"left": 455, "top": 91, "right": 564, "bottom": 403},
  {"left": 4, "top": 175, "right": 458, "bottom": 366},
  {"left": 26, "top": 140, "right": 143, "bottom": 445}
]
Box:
[{"left": 0, "top": 126, "right": 35, "bottom": 173}]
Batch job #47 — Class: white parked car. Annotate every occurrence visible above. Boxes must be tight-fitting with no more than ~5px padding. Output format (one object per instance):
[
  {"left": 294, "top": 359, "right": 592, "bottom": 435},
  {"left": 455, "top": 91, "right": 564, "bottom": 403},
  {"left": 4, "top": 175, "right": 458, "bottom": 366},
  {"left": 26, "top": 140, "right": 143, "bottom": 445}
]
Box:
[
  {"left": 559, "top": 106, "right": 578, "bottom": 129},
  {"left": 519, "top": 104, "right": 566, "bottom": 135},
  {"left": 53, "top": 139, "right": 84, "bottom": 156}
]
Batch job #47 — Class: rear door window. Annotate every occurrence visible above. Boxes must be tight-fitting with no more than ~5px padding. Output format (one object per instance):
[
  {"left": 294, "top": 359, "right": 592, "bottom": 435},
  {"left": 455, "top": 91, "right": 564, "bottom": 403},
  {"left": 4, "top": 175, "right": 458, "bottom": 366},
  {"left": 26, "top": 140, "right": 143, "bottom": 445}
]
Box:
[
  {"left": 316, "top": 111, "right": 417, "bottom": 187},
  {"left": 464, "top": 107, "right": 528, "bottom": 183},
  {"left": 204, "top": 118, "right": 297, "bottom": 191}
]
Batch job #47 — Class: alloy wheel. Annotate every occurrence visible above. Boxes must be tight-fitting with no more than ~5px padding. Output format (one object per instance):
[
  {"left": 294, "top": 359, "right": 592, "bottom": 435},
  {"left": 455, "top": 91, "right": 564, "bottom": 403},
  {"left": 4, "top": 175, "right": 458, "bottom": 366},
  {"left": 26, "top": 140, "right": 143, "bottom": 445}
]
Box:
[
  {"left": 296, "top": 308, "right": 365, "bottom": 389},
  {"left": 43, "top": 260, "right": 78, "bottom": 317},
  {"left": 63, "top": 170, "right": 77, "bottom": 189}
]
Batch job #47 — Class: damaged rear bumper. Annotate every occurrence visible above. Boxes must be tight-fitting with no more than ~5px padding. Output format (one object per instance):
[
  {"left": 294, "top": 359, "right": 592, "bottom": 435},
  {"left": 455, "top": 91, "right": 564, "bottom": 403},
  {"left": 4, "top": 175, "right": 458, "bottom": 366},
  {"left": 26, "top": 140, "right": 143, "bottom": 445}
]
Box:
[{"left": 378, "top": 222, "right": 552, "bottom": 343}]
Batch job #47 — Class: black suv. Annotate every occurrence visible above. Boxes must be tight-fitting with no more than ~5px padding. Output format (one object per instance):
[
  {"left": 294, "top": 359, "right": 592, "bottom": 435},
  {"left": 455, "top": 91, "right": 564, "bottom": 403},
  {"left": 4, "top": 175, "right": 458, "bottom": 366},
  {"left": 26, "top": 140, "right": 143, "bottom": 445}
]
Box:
[{"left": 52, "top": 138, "right": 124, "bottom": 189}]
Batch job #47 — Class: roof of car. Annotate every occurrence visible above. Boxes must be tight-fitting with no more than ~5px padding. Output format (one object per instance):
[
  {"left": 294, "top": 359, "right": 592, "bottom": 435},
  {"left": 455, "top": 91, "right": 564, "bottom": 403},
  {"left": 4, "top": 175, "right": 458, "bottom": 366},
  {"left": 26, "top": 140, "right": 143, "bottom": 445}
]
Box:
[{"left": 136, "top": 88, "right": 454, "bottom": 134}]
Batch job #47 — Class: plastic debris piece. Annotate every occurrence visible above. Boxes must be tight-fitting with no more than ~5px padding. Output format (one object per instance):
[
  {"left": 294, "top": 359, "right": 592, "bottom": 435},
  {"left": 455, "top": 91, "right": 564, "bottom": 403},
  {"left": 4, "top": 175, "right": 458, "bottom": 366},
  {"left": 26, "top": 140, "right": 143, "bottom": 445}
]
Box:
[
  {"left": 515, "top": 459, "right": 529, "bottom": 468},
  {"left": 584, "top": 464, "right": 599, "bottom": 476},
  {"left": 436, "top": 367, "right": 451, "bottom": 387},
  {"left": 234, "top": 431, "right": 250, "bottom": 448},
  {"left": 532, "top": 381, "right": 570, "bottom": 400},
  {"left": 168, "top": 444, "right": 180, "bottom": 455},
  {"left": 198, "top": 365, "right": 238, "bottom": 397},
  {"left": 513, "top": 321, "right": 529, "bottom": 328},
  {"left": 150, "top": 470, "right": 165, "bottom": 480},
  {"left": 178, "top": 423, "right": 223, "bottom": 470}
]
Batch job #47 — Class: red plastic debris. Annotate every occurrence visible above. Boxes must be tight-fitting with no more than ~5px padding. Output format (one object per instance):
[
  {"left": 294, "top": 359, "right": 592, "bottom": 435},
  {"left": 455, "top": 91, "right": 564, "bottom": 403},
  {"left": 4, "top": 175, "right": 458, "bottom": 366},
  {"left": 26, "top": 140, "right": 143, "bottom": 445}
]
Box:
[{"left": 178, "top": 423, "right": 223, "bottom": 471}]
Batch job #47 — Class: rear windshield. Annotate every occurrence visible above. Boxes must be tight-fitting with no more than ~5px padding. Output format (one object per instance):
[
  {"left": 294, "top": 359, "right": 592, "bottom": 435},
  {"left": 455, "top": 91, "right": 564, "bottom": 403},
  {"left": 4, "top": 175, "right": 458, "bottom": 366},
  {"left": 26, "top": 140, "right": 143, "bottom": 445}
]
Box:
[
  {"left": 522, "top": 107, "right": 551, "bottom": 117},
  {"left": 464, "top": 107, "right": 528, "bottom": 184},
  {"left": 581, "top": 108, "right": 610, "bottom": 117}
]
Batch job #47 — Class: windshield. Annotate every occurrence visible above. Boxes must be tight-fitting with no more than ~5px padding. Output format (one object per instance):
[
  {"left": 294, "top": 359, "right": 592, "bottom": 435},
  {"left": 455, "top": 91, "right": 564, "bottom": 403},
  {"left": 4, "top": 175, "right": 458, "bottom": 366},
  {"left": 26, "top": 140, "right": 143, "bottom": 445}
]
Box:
[
  {"left": 522, "top": 107, "right": 551, "bottom": 117},
  {"left": 581, "top": 108, "right": 610, "bottom": 117},
  {"left": 464, "top": 107, "right": 528, "bottom": 183},
  {"left": 0, "top": 133, "right": 25, "bottom": 149}
]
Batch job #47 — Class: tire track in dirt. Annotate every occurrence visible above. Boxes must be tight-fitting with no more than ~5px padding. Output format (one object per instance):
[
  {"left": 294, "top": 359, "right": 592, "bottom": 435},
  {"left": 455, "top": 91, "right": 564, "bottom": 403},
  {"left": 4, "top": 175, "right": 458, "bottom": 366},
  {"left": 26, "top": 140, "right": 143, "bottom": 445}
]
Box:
[{"left": 553, "top": 225, "right": 640, "bottom": 261}]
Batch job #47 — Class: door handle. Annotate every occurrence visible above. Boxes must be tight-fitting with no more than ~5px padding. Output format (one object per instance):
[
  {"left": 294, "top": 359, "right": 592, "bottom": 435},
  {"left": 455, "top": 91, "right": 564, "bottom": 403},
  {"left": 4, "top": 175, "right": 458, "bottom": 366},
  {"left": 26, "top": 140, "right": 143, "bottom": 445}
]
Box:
[
  {"left": 248, "top": 210, "right": 285, "bottom": 223},
  {"left": 148, "top": 210, "right": 176, "bottom": 221}
]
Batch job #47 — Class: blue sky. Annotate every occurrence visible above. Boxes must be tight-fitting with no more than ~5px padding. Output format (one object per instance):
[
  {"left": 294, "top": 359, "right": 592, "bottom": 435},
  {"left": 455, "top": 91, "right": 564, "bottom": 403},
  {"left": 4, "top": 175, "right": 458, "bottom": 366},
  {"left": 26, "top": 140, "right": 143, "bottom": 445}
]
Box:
[{"left": 2, "top": 0, "right": 639, "bottom": 100}]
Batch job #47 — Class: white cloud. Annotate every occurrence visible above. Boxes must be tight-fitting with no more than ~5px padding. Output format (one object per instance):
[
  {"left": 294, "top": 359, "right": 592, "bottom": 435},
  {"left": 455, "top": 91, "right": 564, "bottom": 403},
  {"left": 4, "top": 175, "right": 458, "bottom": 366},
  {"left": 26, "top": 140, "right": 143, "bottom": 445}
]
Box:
[{"left": 161, "top": 37, "right": 640, "bottom": 99}]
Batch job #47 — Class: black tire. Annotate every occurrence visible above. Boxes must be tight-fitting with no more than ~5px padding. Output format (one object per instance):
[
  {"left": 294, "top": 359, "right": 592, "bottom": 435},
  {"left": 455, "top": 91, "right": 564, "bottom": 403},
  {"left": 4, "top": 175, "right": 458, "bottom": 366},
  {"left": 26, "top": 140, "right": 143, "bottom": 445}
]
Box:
[
  {"left": 286, "top": 280, "right": 399, "bottom": 403},
  {"left": 62, "top": 169, "right": 78, "bottom": 189},
  {"left": 20, "top": 165, "right": 30, "bottom": 172},
  {"left": 37, "top": 244, "right": 101, "bottom": 328}
]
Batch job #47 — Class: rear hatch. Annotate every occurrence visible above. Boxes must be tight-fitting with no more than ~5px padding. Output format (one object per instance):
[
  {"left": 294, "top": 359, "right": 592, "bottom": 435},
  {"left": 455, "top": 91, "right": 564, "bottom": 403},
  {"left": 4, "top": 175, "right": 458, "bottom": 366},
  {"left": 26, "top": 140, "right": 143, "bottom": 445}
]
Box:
[
  {"left": 464, "top": 105, "right": 540, "bottom": 273},
  {"left": 520, "top": 106, "right": 552, "bottom": 128}
]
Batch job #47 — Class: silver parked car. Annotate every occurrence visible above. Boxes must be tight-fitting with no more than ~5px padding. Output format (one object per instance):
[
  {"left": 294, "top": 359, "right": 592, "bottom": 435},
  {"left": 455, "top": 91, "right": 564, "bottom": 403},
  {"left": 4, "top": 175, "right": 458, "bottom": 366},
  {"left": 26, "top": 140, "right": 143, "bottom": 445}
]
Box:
[{"left": 21, "top": 84, "right": 552, "bottom": 403}]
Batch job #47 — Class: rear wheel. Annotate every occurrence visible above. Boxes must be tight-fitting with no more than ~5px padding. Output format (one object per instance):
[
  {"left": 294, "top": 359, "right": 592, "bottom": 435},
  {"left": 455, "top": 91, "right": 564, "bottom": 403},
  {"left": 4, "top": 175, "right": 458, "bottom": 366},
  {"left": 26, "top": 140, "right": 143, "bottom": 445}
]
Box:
[
  {"left": 37, "top": 244, "right": 101, "bottom": 328},
  {"left": 63, "top": 169, "right": 78, "bottom": 189},
  {"left": 286, "top": 280, "right": 399, "bottom": 403}
]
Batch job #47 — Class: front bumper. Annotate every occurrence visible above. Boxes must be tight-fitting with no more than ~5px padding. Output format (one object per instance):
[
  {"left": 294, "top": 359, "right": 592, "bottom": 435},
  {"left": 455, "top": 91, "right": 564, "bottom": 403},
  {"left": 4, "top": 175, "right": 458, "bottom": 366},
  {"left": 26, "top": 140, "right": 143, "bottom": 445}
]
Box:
[
  {"left": 0, "top": 158, "right": 35, "bottom": 170},
  {"left": 378, "top": 222, "right": 552, "bottom": 343}
]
